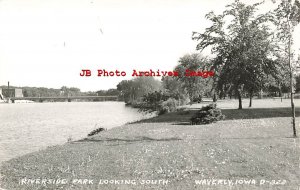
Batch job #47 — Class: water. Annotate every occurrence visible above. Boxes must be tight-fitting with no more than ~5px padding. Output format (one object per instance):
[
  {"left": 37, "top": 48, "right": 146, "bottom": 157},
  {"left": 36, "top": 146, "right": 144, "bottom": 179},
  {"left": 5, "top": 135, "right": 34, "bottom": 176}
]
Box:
[{"left": 0, "top": 102, "right": 151, "bottom": 163}]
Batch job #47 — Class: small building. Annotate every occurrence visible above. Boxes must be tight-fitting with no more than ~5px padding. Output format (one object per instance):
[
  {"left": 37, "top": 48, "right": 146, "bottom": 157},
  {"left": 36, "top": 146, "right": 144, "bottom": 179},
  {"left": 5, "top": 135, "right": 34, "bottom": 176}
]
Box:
[{"left": 0, "top": 88, "right": 23, "bottom": 98}]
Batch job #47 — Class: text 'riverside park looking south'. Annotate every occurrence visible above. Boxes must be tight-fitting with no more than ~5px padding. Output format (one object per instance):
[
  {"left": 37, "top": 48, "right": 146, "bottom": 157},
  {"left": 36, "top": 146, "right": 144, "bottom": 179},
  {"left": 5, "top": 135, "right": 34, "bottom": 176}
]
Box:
[{"left": 79, "top": 69, "right": 215, "bottom": 78}]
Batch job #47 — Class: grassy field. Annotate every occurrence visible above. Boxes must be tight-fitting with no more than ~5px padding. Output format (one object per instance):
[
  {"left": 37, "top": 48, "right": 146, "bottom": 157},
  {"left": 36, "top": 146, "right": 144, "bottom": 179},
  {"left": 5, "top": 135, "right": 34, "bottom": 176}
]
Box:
[{"left": 0, "top": 98, "right": 299, "bottom": 190}]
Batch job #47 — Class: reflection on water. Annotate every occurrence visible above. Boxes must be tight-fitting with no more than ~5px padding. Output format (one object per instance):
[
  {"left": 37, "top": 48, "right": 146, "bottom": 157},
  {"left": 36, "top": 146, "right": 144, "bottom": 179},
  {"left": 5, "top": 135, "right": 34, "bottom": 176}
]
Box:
[{"left": 0, "top": 102, "right": 151, "bottom": 162}]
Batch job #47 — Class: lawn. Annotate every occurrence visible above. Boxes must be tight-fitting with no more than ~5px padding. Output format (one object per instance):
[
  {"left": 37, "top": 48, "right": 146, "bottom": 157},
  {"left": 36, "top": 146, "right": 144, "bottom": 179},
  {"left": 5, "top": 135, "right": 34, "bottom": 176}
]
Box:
[
  {"left": 138, "top": 98, "right": 300, "bottom": 123},
  {"left": 0, "top": 98, "right": 299, "bottom": 190}
]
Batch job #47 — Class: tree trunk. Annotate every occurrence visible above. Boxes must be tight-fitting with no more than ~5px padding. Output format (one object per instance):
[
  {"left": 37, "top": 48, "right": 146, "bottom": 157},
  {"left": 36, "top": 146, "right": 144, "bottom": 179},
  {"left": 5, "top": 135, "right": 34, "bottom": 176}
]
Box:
[
  {"left": 213, "top": 93, "right": 217, "bottom": 102},
  {"left": 249, "top": 91, "right": 253, "bottom": 107},
  {"left": 279, "top": 86, "right": 282, "bottom": 102},
  {"left": 238, "top": 91, "right": 242, "bottom": 109},
  {"left": 279, "top": 85, "right": 282, "bottom": 97},
  {"left": 258, "top": 89, "right": 263, "bottom": 99}
]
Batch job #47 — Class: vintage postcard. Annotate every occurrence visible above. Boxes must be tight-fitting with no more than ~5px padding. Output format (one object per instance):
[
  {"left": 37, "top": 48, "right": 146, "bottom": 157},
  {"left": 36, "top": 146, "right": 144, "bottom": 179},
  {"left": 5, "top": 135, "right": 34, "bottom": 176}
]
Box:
[{"left": 0, "top": 0, "right": 299, "bottom": 189}]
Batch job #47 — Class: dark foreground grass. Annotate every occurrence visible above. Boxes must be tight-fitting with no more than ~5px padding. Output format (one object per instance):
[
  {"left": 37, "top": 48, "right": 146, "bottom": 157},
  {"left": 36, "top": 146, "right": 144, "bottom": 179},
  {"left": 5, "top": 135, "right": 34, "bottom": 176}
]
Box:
[{"left": 1, "top": 100, "right": 300, "bottom": 190}]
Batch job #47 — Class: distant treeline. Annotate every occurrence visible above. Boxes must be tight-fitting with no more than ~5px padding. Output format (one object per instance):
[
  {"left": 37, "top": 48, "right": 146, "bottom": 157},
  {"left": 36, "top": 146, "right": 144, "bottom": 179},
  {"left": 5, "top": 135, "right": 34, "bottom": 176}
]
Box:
[{"left": 0, "top": 85, "right": 119, "bottom": 98}]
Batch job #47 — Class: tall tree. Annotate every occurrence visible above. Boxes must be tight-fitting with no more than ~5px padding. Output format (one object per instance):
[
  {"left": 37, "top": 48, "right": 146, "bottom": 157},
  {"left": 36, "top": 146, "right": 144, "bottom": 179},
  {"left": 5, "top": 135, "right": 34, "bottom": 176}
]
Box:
[
  {"left": 175, "top": 53, "right": 214, "bottom": 103},
  {"left": 272, "top": 0, "right": 300, "bottom": 137},
  {"left": 117, "top": 77, "right": 161, "bottom": 104},
  {"left": 193, "top": 0, "right": 278, "bottom": 109},
  {"left": 117, "top": 80, "right": 135, "bottom": 103}
]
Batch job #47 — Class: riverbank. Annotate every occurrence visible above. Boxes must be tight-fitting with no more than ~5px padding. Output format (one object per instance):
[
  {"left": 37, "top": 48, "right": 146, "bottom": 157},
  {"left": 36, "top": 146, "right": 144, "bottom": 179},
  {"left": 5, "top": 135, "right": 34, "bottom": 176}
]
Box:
[{"left": 0, "top": 99, "right": 300, "bottom": 189}]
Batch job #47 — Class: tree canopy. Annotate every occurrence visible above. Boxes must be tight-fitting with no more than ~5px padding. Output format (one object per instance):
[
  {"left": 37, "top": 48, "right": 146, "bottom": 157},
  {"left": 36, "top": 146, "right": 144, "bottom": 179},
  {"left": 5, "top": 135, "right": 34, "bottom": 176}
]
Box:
[
  {"left": 117, "top": 77, "right": 162, "bottom": 104},
  {"left": 192, "top": 0, "right": 280, "bottom": 109}
]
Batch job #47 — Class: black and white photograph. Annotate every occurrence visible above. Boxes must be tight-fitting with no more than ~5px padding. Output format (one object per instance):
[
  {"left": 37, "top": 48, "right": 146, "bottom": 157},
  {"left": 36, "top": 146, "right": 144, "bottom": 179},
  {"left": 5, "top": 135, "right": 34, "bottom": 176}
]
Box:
[{"left": 0, "top": 0, "right": 300, "bottom": 189}]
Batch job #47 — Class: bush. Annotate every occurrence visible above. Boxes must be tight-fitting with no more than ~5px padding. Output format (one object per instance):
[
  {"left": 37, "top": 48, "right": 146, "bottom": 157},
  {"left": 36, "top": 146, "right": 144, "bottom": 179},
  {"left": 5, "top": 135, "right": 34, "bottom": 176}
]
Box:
[
  {"left": 158, "top": 98, "right": 179, "bottom": 115},
  {"left": 190, "top": 104, "right": 225, "bottom": 124},
  {"left": 140, "top": 91, "right": 185, "bottom": 114},
  {"left": 88, "top": 127, "right": 107, "bottom": 136},
  {"left": 130, "top": 100, "right": 145, "bottom": 108},
  {"left": 179, "top": 95, "right": 190, "bottom": 105},
  {"left": 192, "top": 95, "right": 202, "bottom": 103}
]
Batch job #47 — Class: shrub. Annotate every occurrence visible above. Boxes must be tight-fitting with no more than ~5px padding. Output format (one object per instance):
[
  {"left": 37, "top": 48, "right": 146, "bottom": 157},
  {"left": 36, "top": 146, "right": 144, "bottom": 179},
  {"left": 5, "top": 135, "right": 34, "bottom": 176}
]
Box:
[
  {"left": 190, "top": 104, "right": 225, "bottom": 124},
  {"left": 192, "top": 95, "right": 202, "bottom": 103},
  {"left": 179, "top": 95, "right": 190, "bottom": 105},
  {"left": 158, "top": 98, "right": 179, "bottom": 115},
  {"left": 130, "top": 100, "right": 145, "bottom": 108},
  {"left": 88, "top": 127, "right": 107, "bottom": 136},
  {"left": 140, "top": 91, "right": 168, "bottom": 112}
]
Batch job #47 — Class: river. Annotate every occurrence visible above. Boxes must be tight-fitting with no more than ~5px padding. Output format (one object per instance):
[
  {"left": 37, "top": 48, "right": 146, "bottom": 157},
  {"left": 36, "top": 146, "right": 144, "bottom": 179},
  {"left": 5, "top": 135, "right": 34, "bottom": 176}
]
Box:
[{"left": 0, "top": 102, "right": 152, "bottom": 163}]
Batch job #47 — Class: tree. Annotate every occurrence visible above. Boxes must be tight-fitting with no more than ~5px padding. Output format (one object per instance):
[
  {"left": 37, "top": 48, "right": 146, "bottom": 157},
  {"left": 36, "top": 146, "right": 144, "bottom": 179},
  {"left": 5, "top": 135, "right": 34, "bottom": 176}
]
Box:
[
  {"left": 192, "top": 0, "right": 278, "bottom": 109},
  {"left": 174, "top": 53, "right": 214, "bottom": 103},
  {"left": 60, "top": 86, "right": 69, "bottom": 96},
  {"left": 162, "top": 76, "right": 189, "bottom": 105},
  {"left": 272, "top": 0, "right": 300, "bottom": 137},
  {"left": 264, "top": 57, "right": 290, "bottom": 98},
  {"left": 60, "top": 86, "right": 81, "bottom": 96},
  {"left": 117, "top": 80, "right": 135, "bottom": 103},
  {"left": 96, "top": 89, "right": 119, "bottom": 96},
  {"left": 117, "top": 77, "right": 162, "bottom": 104},
  {"left": 106, "top": 89, "right": 119, "bottom": 96}
]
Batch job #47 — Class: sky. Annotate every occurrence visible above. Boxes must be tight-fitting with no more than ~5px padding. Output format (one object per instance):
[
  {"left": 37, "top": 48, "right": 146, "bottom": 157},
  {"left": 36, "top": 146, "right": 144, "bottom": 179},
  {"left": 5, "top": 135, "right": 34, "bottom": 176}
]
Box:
[{"left": 0, "top": 0, "right": 299, "bottom": 91}]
